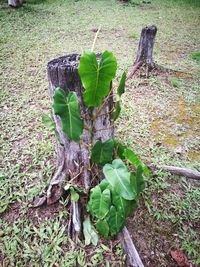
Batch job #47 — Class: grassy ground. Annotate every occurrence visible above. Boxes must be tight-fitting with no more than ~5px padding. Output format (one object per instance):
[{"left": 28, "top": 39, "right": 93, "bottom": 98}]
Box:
[{"left": 0, "top": 0, "right": 200, "bottom": 266}]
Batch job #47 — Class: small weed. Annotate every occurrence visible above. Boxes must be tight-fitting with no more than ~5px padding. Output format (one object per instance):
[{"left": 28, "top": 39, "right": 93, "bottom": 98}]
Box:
[
  {"left": 191, "top": 51, "right": 200, "bottom": 63},
  {"left": 170, "top": 79, "right": 183, "bottom": 88}
]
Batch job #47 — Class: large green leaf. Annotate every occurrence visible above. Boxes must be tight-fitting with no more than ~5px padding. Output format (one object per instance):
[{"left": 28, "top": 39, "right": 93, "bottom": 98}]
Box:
[
  {"left": 103, "top": 159, "right": 136, "bottom": 200},
  {"left": 91, "top": 139, "right": 114, "bottom": 165},
  {"left": 83, "top": 216, "right": 99, "bottom": 246},
  {"left": 117, "top": 71, "right": 126, "bottom": 97},
  {"left": 107, "top": 206, "right": 125, "bottom": 236},
  {"left": 78, "top": 51, "right": 117, "bottom": 107},
  {"left": 96, "top": 219, "right": 109, "bottom": 238},
  {"left": 112, "top": 101, "right": 121, "bottom": 121},
  {"left": 42, "top": 113, "right": 62, "bottom": 144},
  {"left": 87, "top": 186, "right": 111, "bottom": 219},
  {"left": 53, "top": 88, "right": 83, "bottom": 142},
  {"left": 123, "top": 148, "right": 149, "bottom": 176}
]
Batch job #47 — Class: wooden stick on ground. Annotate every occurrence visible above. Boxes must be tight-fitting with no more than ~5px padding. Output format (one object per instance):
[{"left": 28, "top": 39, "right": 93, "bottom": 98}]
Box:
[
  {"left": 118, "top": 227, "right": 144, "bottom": 267},
  {"left": 155, "top": 165, "right": 200, "bottom": 180}
]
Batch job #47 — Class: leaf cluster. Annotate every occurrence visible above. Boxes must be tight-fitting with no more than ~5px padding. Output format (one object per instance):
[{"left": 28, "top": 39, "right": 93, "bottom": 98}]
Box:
[
  {"left": 43, "top": 50, "right": 148, "bottom": 243},
  {"left": 87, "top": 139, "right": 147, "bottom": 238},
  {"left": 43, "top": 51, "right": 125, "bottom": 142}
]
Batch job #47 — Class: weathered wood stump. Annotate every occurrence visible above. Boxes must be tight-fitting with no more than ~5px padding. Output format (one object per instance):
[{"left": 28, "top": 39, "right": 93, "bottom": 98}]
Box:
[
  {"left": 135, "top": 25, "right": 157, "bottom": 67},
  {"left": 128, "top": 25, "right": 157, "bottom": 79},
  {"left": 8, "top": 0, "right": 23, "bottom": 7},
  {"left": 47, "top": 54, "right": 114, "bottom": 239},
  {"left": 34, "top": 53, "right": 144, "bottom": 266}
]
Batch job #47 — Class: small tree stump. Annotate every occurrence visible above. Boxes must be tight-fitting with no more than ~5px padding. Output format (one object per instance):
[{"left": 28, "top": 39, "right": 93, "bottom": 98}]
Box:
[
  {"left": 8, "top": 0, "right": 23, "bottom": 7},
  {"left": 135, "top": 25, "right": 157, "bottom": 68},
  {"left": 128, "top": 25, "right": 157, "bottom": 79}
]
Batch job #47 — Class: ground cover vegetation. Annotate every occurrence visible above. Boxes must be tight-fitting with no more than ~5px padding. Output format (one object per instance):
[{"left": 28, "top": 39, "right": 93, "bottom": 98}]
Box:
[{"left": 0, "top": 0, "right": 199, "bottom": 266}]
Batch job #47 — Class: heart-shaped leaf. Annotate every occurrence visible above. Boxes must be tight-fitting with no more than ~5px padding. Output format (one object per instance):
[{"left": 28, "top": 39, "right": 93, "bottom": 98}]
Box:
[
  {"left": 117, "top": 71, "right": 126, "bottom": 97},
  {"left": 103, "top": 159, "right": 136, "bottom": 200},
  {"left": 91, "top": 139, "right": 114, "bottom": 165},
  {"left": 78, "top": 51, "right": 117, "bottom": 107},
  {"left": 83, "top": 216, "right": 99, "bottom": 246},
  {"left": 107, "top": 206, "right": 125, "bottom": 236},
  {"left": 87, "top": 186, "right": 111, "bottom": 219},
  {"left": 53, "top": 88, "right": 83, "bottom": 142}
]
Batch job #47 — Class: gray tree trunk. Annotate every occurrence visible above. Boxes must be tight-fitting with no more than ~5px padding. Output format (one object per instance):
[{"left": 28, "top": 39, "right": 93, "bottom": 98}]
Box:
[
  {"left": 135, "top": 25, "right": 157, "bottom": 68},
  {"left": 128, "top": 25, "right": 157, "bottom": 80},
  {"left": 46, "top": 54, "right": 114, "bottom": 239},
  {"left": 8, "top": 0, "right": 23, "bottom": 7}
]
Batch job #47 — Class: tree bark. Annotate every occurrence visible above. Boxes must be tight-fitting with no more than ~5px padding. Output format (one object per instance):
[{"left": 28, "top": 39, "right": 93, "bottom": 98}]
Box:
[
  {"left": 8, "top": 0, "right": 23, "bottom": 7},
  {"left": 135, "top": 25, "right": 157, "bottom": 68},
  {"left": 33, "top": 53, "right": 143, "bottom": 265},
  {"left": 45, "top": 53, "right": 114, "bottom": 239},
  {"left": 128, "top": 25, "right": 157, "bottom": 79}
]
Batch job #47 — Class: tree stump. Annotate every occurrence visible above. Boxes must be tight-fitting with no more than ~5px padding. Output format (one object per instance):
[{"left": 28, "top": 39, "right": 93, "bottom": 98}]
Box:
[
  {"left": 46, "top": 54, "right": 114, "bottom": 239},
  {"left": 128, "top": 25, "right": 157, "bottom": 79},
  {"left": 8, "top": 0, "right": 23, "bottom": 7},
  {"left": 135, "top": 25, "right": 157, "bottom": 67},
  {"left": 33, "top": 53, "right": 144, "bottom": 266}
]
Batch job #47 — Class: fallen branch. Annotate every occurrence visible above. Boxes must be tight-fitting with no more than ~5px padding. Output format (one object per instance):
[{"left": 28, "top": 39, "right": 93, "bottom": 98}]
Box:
[
  {"left": 154, "top": 165, "right": 200, "bottom": 180},
  {"left": 118, "top": 227, "right": 144, "bottom": 267}
]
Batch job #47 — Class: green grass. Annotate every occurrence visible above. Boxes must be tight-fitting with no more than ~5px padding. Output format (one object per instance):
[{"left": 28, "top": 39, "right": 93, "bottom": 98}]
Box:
[
  {"left": 0, "top": 0, "right": 200, "bottom": 266},
  {"left": 191, "top": 51, "right": 200, "bottom": 64},
  {"left": 0, "top": 213, "right": 125, "bottom": 266}
]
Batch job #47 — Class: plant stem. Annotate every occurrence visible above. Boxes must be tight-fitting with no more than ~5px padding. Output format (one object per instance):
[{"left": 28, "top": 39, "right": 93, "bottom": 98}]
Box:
[
  {"left": 92, "top": 91, "right": 114, "bottom": 121},
  {"left": 91, "top": 26, "right": 101, "bottom": 52}
]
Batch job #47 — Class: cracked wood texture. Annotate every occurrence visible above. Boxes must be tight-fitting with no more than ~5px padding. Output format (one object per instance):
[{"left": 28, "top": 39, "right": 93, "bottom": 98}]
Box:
[{"left": 135, "top": 25, "right": 157, "bottom": 68}]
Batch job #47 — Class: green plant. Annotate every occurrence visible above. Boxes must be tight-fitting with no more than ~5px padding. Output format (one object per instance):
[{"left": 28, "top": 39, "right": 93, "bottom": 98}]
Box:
[
  {"left": 191, "top": 51, "right": 200, "bottom": 64},
  {"left": 48, "top": 50, "right": 148, "bottom": 242},
  {"left": 170, "top": 78, "right": 182, "bottom": 88}
]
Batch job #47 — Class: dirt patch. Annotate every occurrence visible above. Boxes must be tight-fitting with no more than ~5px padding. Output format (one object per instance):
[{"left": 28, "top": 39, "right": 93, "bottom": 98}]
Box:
[{"left": 0, "top": 202, "right": 21, "bottom": 224}]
